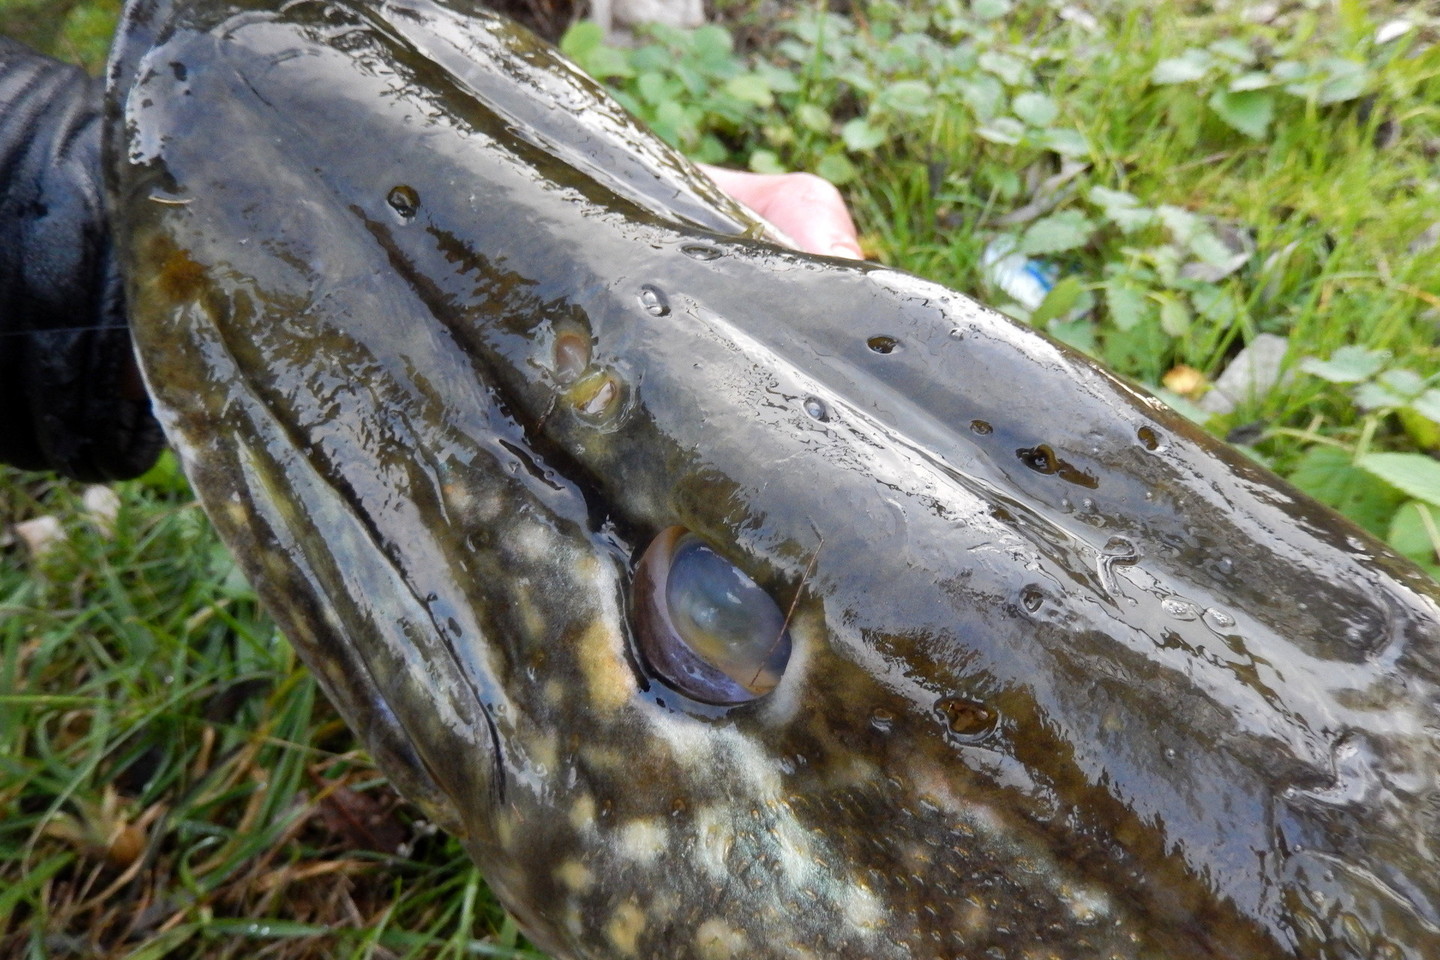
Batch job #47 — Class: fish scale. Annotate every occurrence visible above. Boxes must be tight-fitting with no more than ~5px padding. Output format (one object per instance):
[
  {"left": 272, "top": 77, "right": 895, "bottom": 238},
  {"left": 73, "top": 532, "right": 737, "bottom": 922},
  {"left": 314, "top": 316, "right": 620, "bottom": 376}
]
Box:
[{"left": 107, "top": 0, "right": 1440, "bottom": 957}]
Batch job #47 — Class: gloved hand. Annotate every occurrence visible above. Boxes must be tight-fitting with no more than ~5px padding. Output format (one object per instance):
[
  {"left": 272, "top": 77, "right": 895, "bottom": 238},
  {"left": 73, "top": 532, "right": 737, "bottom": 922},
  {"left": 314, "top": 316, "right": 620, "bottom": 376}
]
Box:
[{"left": 0, "top": 37, "right": 162, "bottom": 481}]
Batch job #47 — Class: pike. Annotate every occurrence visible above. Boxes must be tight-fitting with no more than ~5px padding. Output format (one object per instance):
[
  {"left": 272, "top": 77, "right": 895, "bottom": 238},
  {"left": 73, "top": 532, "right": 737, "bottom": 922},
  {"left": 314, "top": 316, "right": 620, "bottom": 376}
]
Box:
[{"left": 107, "top": 0, "right": 1440, "bottom": 957}]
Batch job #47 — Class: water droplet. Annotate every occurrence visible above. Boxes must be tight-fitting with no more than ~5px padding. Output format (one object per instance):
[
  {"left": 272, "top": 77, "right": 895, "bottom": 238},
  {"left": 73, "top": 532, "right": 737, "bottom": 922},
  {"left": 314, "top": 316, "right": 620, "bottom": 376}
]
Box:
[
  {"left": 681, "top": 243, "right": 721, "bottom": 261},
  {"left": 1018, "top": 444, "right": 1058, "bottom": 474},
  {"left": 1203, "top": 607, "right": 1236, "bottom": 631},
  {"left": 1102, "top": 536, "right": 1138, "bottom": 563},
  {"left": 935, "top": 697, "right": 998, "bottom": 741},
  {"left": 869, "top": 707, "right": 895, "bottom": 734},
  {"left": 566, "top": 369, "right": 624, "bottom": 423},
  {"left": 803, "top": 396, "right": 831, "bottom": 421},
  {"left": 948, "top": 328, "right": 964, "bottom": 340},
  {"left": 1372, "top": 939, "right": 1403, "bottom": 960},
  {"left": 1020, "top": 584, "right": 1045, "bottom": 613},
  {"left": 1339, "top": 912, "right": 1370, "bottom": 958},
  {"left": 1161, "top": 597, "right": 1199, "bottom": 621},
  {"left": 1162, "top": 746, "right": 1177, "bottom": 762},
  {"left": 1137, "top": 426, "right": 1161, "bottom": 451},
  {"left": 970, "top": 419, "right": 993, "bottom": 436},
  {"left": 639, "top": 284, "right": 670, "bottom": 317},
  {"left": 1213, "top": 555, "right": 1236, "bottom": 577},
  {"left": 866, "top": 335, "right": 900, "bottom": 354},
  {"left": 387, "top": 184, "right": 420, "bottom": 219},
  {"left": 553, "top": 330, "right": 591, "bottom": 383}
]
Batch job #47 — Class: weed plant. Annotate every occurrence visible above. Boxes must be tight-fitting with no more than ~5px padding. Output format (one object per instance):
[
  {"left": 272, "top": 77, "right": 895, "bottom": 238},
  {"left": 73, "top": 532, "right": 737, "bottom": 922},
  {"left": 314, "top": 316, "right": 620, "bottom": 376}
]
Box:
[{"left": 2, "top": 0, "right": 1438, "bottom": 957}]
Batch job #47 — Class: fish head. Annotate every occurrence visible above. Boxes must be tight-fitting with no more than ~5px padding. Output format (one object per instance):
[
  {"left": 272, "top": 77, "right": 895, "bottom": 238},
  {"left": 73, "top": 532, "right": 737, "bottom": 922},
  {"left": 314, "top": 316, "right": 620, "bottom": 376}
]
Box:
[{"left": 108, "top": 1, "right": 1440, "bottom": 958}]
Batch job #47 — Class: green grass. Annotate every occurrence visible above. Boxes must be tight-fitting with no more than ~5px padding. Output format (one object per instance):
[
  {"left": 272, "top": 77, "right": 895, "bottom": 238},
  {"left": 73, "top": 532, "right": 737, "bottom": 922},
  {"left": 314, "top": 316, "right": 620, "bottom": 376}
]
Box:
[{"left": 3, "top": 0, "right": 1439, "bottom": 957}]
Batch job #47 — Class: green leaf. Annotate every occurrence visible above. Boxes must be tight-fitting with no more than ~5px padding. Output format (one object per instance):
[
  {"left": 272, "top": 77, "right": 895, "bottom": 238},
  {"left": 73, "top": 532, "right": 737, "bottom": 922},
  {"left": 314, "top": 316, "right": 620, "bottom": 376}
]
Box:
[
  {"left": 1378, "top": 369, "right": 1427, "bottom": 400},
  {"left": 1030, "top": 275, "right": 1086, "bottom": 327},
  {"left": 1316, "top": 58, "right": 1369, "bottom": 104},
  {"left": 1013, "top": 91, "right": 1059, "bottom": 127},
  {"left": 636, "top": 71, "right": 676, "bottom": 106},
  {"left": 1208, "top": 38, "right": 1255, "bottom": 64},
  {"left": 1158, "top": 296, "right": 1192, "bottom": 336},
  {"left": 979, "top": 51, "right": 1028, "bottom": 85},
  {"left": 1298, "top": 346, "right": 1390, "bottom": 384},
  {"left": 690, "top": 24, "right": 734, "bottom": 67},
  {"left": 1409, "top": 389, "right": 1440, "bottom": 424},
  {"left": 878, "top": 80, "right": 934, "bottom": 116},
  {"left": 1048, "top": 314, "right": 1097, "bottom": 354},
  {"left": 841, "top": 117, "right": 887, "bottom": 152},
  {"left": 1207, "top": 89, "right": 1274, "bottom": 139},
  {"left": 1152, "top": 51, "right": 1212, "bottom": 85},
  {"left": 1289, "top": 446, "right": 1406, "bottom": 536},
  {"left": 814, "top": 152, "right": 857, "bottom": 186},
  {"left": 1270, "top": 60, "right": 1309, "bottom": 83},
  {"left": 1105, "top": 282, "right": 1150, "bottom": 331},
  {"left": 560, "top": 20, "right": 603, "bottom": 60},
  {"left": 1186, "top": 227, "right": 1239, "bottom": 267},
  {"left": 653, "top": 100, "right": 695, "bottom": 147},
  {"left": 1357, "top": 453, "right": 1440, "bottom": 507},
  {"left": 753, "top": 61, "right": 801, "bottom": 94},
  {"left": 579, "top": 44, "right": 634, "bottom": 80},
  {"left": 747, "top": 149, "right": 786, "bottom": 175},
  {"left": 1388, "top": 501, "right": 1440, "bottom": 566},
  {"left": 972, "top": 0, "right": 1013, "bottom": 20},
  {"left": 724, "top": 73, "right": 774, "bottom": 107},
  {"left": 1020, "top": 210, "right": 1096, "bottom": 255},
  {"left": 1104, "top": 205, "right": 1158, "bottom": 232},
  {"left": 1191, "top": 285, "right": 1237, "bottom": 324},
  {"left": 795, "top": 103, "right": 831, "bottom": 133},
  {"left": 135, "top": 449, "right": 192, "bottom": 497},
  {"left": 1039, "top": 128, "right": 1091, "bottom": 158},
  {"left": 1090, "top": 185, "right": 1142, "bottom": 211},
  {"left": 958, "top": 75, "right": 1005, "bottom": 120},
  {"left": 1355, "top": 381, "right": 1410, "bottom": 411},
  {"left": 976, "top": 117, "right": 1025, "bottom": 146},
  {"left": 1157, "top": 204, "right": 1203, "bottom": 241},
  {"left": 1229, "top": 71, "right": 1278, "bottom": 92}
]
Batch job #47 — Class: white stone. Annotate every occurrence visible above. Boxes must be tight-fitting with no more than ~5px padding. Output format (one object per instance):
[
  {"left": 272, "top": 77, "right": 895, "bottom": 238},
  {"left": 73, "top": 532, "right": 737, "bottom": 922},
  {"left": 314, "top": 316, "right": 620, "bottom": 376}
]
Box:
[{"left": 1198, "top": 332, "right": 1292, "bottom": 415}]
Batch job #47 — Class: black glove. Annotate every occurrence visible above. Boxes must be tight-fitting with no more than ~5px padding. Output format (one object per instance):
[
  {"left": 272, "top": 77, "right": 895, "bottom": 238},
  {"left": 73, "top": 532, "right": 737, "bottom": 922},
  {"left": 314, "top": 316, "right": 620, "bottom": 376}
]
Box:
[{"left": 0, "top": 36, "right": 162, "bottom": 482}]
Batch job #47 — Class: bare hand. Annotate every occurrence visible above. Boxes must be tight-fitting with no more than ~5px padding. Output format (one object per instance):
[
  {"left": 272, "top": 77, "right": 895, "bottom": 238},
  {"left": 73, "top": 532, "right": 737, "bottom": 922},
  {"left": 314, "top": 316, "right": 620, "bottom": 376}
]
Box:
[{"left": 700, "top": 164, "right": 863, "bottom": 260}]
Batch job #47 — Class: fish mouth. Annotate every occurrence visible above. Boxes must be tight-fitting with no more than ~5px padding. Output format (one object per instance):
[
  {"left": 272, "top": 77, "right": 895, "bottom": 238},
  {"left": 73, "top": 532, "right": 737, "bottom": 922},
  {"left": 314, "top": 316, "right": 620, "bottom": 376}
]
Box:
[{"left": 110, "top": 0, "right": 1440, "bottom": 957}]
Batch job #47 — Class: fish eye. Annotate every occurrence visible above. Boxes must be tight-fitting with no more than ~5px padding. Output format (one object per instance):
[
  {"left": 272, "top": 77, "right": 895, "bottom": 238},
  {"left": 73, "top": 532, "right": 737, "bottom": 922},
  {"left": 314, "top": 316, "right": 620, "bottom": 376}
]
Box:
[{"left": 631, "top": 527, "right": 791, "bottom": 706}]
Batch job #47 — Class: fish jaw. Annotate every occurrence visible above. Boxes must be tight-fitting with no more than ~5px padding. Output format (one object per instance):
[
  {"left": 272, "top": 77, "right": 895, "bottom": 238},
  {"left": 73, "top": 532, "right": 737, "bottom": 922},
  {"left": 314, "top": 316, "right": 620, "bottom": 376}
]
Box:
[{"left": 107, "top": 0, "right": 1440, "bottom": 958}]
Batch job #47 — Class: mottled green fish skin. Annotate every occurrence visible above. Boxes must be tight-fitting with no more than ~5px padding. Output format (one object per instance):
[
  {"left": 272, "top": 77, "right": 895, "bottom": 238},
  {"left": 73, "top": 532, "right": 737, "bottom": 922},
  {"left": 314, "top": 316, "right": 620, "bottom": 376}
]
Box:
[{"left": 107, "top": 1, "right": 1440, "bottom": 957}]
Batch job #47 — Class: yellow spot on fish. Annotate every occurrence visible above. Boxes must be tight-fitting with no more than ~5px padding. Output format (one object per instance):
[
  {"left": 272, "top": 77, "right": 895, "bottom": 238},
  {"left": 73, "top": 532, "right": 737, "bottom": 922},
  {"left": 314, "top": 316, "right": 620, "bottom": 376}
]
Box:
[
  {"left": 843, "top": 884, "right": 885, "bottom": 931},
  {"left": 1065, "top": 884, "right": 1112, "bottom": 924},
  {"left": 618, "top": 818, "right": 666, "bottom": 864},
  {"left": 568, "top": 794, "right": 596, "bottom": 834},
  {"left": 543, "top": 678, "right": 566, "bottom": 707},
  {"left": 694, "top": 806, "right": 735, "bottom": 879},
  {"left": 694, "top": 918, "right": 747, "bottom": 959},
  {"left": 959, "top": 896, "right": 989, "bottom": 934},
  {"left": 528, "top": 733, "right": 559, "bottom": 774},
  {"left": 605, "top": 899, "right": 646, "bottom": 955},
  {"left": 555, "top": 860, "right": 593, "bottom": 893},
  {"left": 512, "top": 590, "right": 548, "bottom": 645},
  {"left": 495, "top": 811, "right": 515, "bottom": 849},
  {"left": 221, "top": 500, "right": 248, "bottom": 528},
  {"left": 147, "top": 235, "right": 208, "bottom": 305},
  {"left": 577, "top": 620, "right": 634, "bottom": 714}
]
